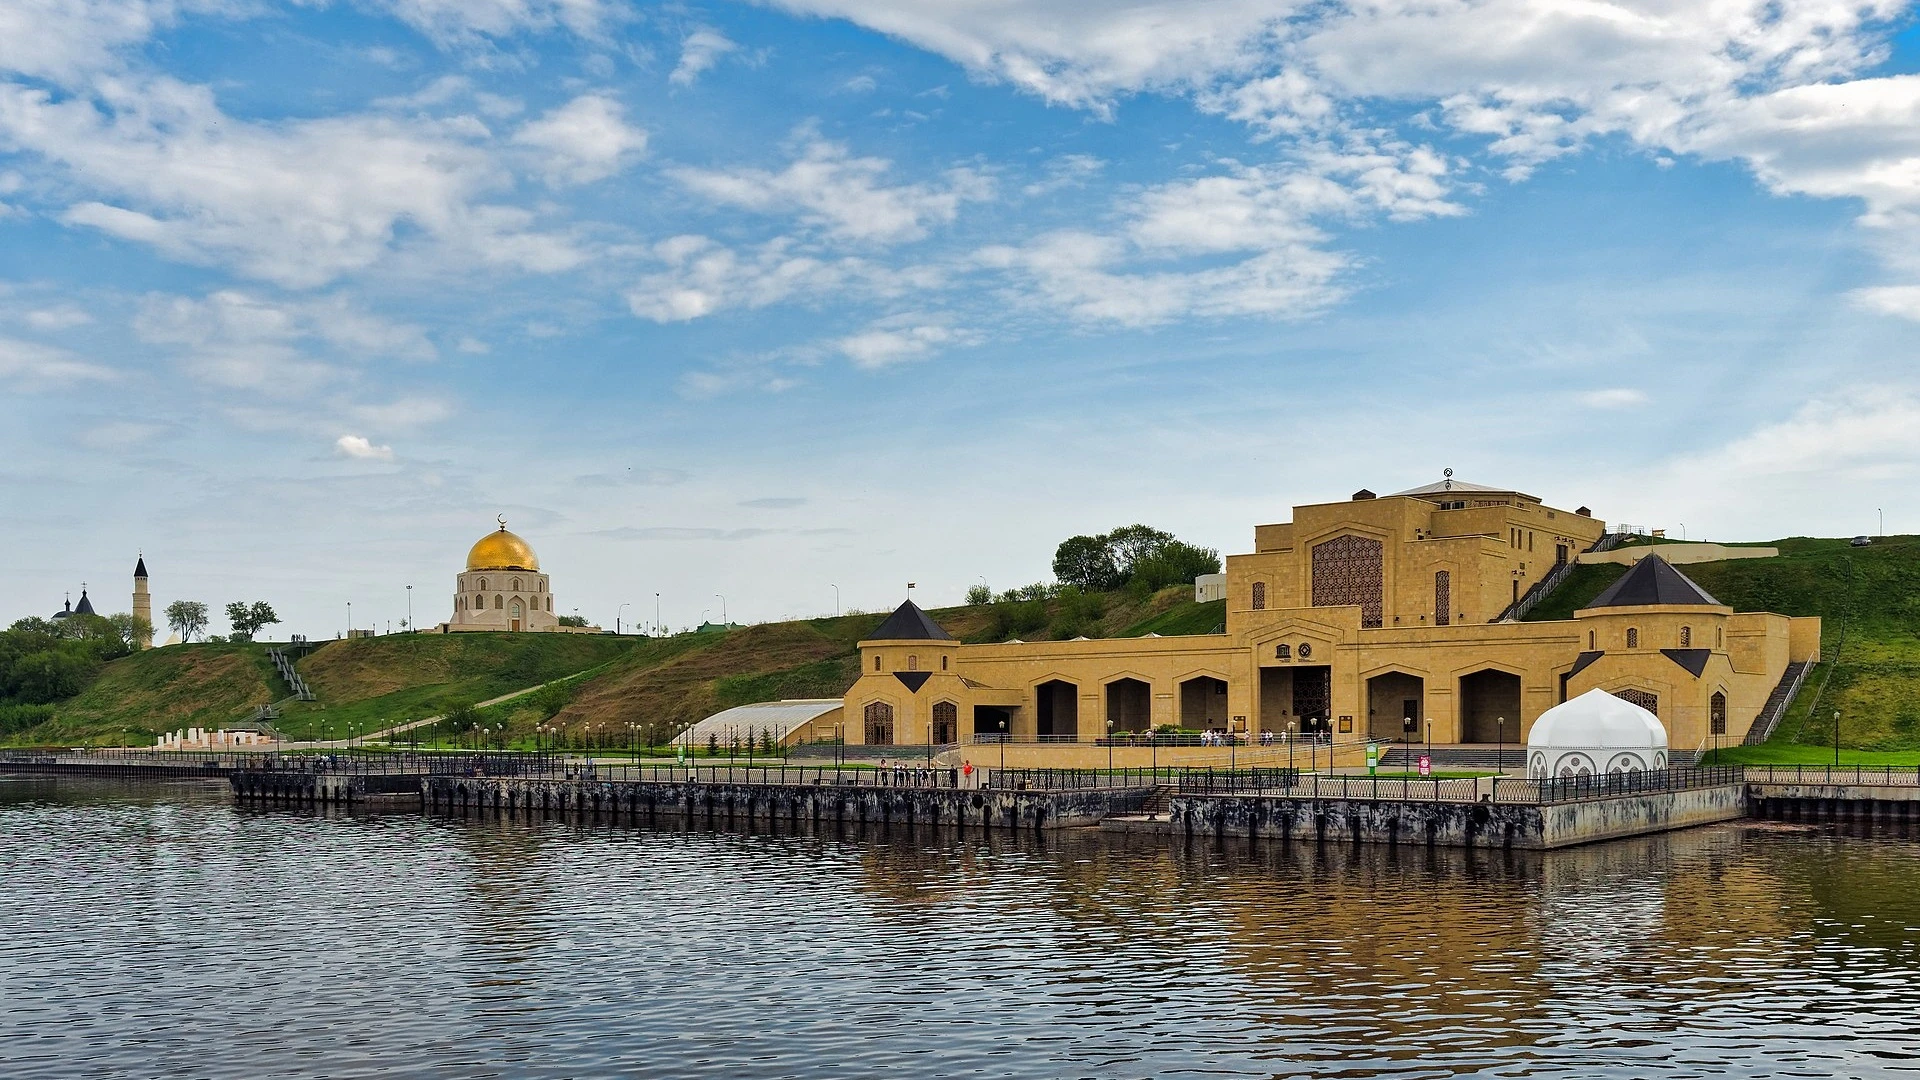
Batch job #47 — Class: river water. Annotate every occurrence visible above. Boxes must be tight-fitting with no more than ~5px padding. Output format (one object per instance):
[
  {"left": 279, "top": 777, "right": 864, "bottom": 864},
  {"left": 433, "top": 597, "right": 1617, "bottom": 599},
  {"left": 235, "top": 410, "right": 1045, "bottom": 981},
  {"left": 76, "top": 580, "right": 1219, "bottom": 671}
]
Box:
[{"left": 2, "top": 777, "right": 1918, "bottom": 1079}]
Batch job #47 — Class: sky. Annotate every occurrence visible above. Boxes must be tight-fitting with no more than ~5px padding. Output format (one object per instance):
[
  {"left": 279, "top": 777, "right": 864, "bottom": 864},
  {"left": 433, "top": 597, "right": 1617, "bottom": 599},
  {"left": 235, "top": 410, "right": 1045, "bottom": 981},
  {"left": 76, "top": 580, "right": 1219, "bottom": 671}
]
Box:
[{"left": 3, "top": 0, "right": 1919, "bottom": 639}]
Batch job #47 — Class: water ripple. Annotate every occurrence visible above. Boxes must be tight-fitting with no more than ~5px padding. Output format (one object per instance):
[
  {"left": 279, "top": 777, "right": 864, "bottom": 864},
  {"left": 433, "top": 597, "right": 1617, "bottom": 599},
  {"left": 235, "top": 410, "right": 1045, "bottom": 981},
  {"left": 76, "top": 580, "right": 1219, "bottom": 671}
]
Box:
[{"left": 1, "top": 778, "right": 1918, "bottom": 1078}]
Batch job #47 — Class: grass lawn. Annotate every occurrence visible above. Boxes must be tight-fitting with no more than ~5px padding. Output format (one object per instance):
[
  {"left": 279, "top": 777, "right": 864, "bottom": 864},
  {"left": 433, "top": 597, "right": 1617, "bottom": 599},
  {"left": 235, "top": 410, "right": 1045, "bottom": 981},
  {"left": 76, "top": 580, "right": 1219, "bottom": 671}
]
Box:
[{"left": 1698, "top": 744, "right": 1920, "bottom": 767}]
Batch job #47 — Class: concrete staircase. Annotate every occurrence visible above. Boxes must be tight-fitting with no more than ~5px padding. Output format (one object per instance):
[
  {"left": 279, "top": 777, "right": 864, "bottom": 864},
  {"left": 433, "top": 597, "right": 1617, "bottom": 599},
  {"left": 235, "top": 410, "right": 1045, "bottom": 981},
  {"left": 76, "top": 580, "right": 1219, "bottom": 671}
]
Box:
[
  {"left": 265, "top": 646, "right": 316, "bottom": 702},
  {"left": 1492, "top": 529, "right": 1629, "bottom": 623},
  {"left": 1743, "top": 660, "right": 1813, "bottom": 746}
]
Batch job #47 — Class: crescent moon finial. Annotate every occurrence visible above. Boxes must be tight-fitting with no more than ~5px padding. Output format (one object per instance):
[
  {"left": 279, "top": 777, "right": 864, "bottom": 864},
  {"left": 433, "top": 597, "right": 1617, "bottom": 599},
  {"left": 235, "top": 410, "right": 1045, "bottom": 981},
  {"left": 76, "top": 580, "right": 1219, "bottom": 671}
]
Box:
[{"left": 497, "top": 514, "right": 507, "bottom": 529}]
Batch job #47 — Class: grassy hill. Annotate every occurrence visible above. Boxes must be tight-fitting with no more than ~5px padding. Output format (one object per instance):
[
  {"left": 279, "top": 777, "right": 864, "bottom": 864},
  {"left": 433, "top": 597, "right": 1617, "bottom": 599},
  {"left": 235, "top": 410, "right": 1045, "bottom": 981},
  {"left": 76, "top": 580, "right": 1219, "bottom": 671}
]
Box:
[
  {"left": 6, "top": 588, "right": 1228, "bottom": 747},
  {"left": 1529, "top": 535, "right": 1920, "bottom": 752},
  {"left": 24, "top": 642, "right": 282, "bottom": 745}
]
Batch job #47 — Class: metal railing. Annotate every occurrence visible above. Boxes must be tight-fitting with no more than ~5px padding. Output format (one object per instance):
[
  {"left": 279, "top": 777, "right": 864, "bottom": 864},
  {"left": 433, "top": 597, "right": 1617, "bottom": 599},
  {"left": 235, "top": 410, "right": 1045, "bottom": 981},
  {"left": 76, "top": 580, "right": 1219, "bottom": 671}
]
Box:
[
  {"left": 1743, "top": 765, "right": 1920, "bottom": 787},
  {"left": 1744, "top": 661, "right": 1813, "bottom": 746}
]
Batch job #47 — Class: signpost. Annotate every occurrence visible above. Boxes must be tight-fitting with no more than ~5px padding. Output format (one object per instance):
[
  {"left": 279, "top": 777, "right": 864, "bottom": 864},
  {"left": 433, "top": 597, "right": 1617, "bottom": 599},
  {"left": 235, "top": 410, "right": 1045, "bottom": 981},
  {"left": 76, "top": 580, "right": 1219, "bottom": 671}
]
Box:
[
  {"left": 1366, "top": 743, "right": 1379, "bottom": 774},
  {"left": 1418, "top": 754, "right": 1432, "bottom": 777}
]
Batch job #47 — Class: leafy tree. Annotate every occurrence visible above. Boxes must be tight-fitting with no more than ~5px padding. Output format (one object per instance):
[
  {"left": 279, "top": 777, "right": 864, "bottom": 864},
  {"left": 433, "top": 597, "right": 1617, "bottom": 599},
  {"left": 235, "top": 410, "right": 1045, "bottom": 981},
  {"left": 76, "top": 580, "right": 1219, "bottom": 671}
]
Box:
[
  {"left": 557, "top": 614, "right": 588, "bottom": 627},
  {"left": 166, "top": 600, "right": 209, "bottom": 643},
  {"left": 7, "top": 649, "right": 99, "bottom": 703},
  {"left": 440, "top": 701, "right": 480, "bottom": 733},
  {"left": 1053, "top": 535, "right": 1121, "bottom": 591},
  {"left": 103, "top": 613, "right": 153, "bottom": 652},
  {"left": 964, "top": 584, "right": 992, "bottom": 606},
  {"left": 529, "top": 682, "right": 572, "bottom": 719},
  {"left": 1129, "top": 540, "right": 1223, "bottom": 594},
  {"left": 225, "top": 601, "right": 280, "bottom": 642},
  {"left": 1105, "top": 524, "right": 1177, "bottom": 577}
]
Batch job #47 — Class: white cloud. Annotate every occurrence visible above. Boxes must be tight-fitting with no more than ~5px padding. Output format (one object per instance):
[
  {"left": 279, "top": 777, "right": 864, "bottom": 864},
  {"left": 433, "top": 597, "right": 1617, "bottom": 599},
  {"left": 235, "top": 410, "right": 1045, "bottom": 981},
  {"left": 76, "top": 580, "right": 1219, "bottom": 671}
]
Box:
[
  {"left": 0, "top": 335, "right": 113, "bottom": 386},
  {"left": 1579, "top": 388, "right": 1649, "bottom": 409},
  {"left": 759, "top": 0, "right": 1291, "bottom": 114},
  {"left": 670, "top": 28, "right": 739, "bottom": 87},
  {"left": 840, "top": 74, "right": 878, "bottom": 94},
  {"left": 372, "top": 0, "right": 623, "bottom": 49},
  {"left": 626, "top": 234, "right": 932, "bottom": 323},
  {"left": 1853, "top": 285, "right": 1920, "bottom": 321},
  {"left": 836, "top": 319, "right": 974, "bottom": 368},
  {"left": 334, "top": 434, "right": 395, "bottom": 461},
  {"left": 23, "top": 305, "right": 93, "bottom": 331},
  {"left": 669, "top": 132, "right": 993, "bottom": 244},
  {"left": 0, "top": 76, "right": 581, "bottom": 287},
  {"left": 0, "top": 0, "right": 239, "bottom": 84},
  {"left": 513, "top": 93, "right": 647, "bottom": 185},
  {"left": 133, "top": 290, "right": 432, "bottom": 391},
  {"left": 1021, "top": 153, "right": 1104, "bottom": 197}
]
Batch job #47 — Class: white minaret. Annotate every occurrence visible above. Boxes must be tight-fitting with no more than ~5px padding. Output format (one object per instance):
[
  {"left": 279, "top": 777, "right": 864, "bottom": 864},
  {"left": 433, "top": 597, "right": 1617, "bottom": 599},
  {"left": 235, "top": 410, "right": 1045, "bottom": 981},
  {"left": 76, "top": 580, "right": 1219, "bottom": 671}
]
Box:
[{"left": 132, "top": 554, "right": 153, "bottom": 650}]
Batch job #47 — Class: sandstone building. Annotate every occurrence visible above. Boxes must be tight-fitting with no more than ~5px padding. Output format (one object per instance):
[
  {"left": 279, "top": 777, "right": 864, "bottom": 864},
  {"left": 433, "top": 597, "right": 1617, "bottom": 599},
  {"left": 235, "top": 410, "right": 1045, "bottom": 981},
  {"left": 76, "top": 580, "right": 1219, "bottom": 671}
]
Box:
[{"left": 839, "top": 478, "right": 1820, "bottom": 759}]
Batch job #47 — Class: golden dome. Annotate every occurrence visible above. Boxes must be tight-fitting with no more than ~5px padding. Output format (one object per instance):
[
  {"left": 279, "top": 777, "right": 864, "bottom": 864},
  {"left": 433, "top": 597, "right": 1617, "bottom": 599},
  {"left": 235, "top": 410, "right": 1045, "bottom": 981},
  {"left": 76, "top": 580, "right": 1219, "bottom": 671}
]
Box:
[{"left": 467, "top": 521, "right": 540, "bottom": 571}]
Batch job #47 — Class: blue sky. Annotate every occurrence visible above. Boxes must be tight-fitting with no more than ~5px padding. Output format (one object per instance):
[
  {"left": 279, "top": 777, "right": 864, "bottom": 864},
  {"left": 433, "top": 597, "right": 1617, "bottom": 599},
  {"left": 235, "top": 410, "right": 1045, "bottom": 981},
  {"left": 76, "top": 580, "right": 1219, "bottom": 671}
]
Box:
[{"left": 4, "top": 0, "right": 1919, "bottom": 638}]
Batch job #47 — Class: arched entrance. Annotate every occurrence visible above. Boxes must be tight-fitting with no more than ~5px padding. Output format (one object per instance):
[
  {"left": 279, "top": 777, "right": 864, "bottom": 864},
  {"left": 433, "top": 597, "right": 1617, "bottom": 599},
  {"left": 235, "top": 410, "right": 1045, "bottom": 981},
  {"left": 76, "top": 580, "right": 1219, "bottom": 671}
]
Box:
[
  {"left": 1036, "top": 680, "right": 1079, "bottom": 740},
  {"left": 1460, "top": 669, "right": 1522, "bottom": 744},
  {"left": 1365, "top": 672, "right": 1423, "bottom": 741},
  {"left": 1105, "top": 678, "right": 1151, "bottom": 733},
  {"left": 863, "top": 701, "right": 894, "bottom": 745},
  {"left": 509, "top": 598, "right": 523, "bottom": 632},
  {"left": 1178, "top": 676, "right": 1229, "bottom": 730}
]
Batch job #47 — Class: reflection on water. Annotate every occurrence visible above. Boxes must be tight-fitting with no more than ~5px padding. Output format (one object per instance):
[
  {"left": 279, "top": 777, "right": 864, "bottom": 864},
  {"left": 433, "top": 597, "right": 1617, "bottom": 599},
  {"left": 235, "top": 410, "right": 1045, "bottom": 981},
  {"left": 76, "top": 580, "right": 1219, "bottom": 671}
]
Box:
[{"left": 2, "top": 776, "right": 1918, "bottom": 1079}]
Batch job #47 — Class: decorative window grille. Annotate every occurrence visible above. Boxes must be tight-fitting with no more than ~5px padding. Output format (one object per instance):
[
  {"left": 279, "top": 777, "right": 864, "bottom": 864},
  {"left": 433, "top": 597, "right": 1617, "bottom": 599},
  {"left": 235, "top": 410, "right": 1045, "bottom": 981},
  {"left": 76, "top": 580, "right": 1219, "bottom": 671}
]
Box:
[
  {"left": 1252, "top": 582, "right": 1266, "bottom": 610},
  {"left": 1311, "top": 534, "right": 1384, "bottom": 628},
  {"left": 1434, "top": 571, "right": 1451, "bottom": 626},
  {"left": 1611, "top": 688, "right": 1658, "bottom": 716},
  {"left": 1626, "top": 627, "right": 1639, "bottom": 648},
  {"left": 864, "top": 701, "right": 895, "bottom": 745}
]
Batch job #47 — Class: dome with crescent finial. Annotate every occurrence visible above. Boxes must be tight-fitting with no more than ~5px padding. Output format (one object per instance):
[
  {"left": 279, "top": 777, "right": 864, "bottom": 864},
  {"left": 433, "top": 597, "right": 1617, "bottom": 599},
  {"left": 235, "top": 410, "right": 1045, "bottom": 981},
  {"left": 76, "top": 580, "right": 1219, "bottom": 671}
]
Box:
[{"left": 466, "top": 519, "right": 540, "bottom": 571}]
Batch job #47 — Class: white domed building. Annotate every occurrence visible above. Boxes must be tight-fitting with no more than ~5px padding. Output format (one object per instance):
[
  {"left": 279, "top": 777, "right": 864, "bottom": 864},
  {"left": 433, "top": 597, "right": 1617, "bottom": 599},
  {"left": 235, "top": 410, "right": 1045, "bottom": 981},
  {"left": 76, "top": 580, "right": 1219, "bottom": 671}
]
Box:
[
  {"left": 1526, "top": 688, "right": 1669, "bottom": 779},
  {"left": 447, "top": 519, "right": 559, "bottom": 633}
]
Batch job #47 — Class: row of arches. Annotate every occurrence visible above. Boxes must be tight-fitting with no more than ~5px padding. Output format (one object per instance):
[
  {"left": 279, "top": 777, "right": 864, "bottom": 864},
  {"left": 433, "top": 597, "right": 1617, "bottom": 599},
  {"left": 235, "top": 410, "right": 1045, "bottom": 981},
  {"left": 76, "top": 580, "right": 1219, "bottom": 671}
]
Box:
[
  {"left": 471, "top": 577, "right": 545, "bottom": 593},
  {"left": 457, "top": 594, "right": 554, "bottom": 612},
  {"left": 859, "top": 701, "right": 967, "bottom": 746}
]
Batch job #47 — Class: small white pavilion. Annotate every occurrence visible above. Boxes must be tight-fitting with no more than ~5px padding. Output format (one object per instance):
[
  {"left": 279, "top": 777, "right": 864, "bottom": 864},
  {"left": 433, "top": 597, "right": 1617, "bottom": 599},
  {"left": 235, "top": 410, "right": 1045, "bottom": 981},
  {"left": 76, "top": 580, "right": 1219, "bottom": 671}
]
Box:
[{"left": 1526, "top": 688, "right": 1669, "bottom": 779}]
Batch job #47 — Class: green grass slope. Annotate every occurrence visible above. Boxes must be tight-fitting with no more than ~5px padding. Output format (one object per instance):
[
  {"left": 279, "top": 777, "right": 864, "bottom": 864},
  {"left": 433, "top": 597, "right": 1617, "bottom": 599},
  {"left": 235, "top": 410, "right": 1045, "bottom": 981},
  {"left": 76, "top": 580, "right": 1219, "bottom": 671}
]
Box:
[
  {"left": 271, "top": 633, "right": 643, "bottom": 740},
  {"left": 24, "top": 643, "right": 281, "bottom": 745},
  {"left": 1529, "top": 535, "right": 1920, "bottom": 751}
]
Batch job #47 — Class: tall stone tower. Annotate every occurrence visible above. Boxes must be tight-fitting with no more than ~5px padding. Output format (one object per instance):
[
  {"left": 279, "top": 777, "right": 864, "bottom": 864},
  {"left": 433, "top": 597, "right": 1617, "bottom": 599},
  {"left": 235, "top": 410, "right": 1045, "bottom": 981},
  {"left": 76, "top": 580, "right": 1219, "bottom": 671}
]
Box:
[{"left": 132, "top": 554, "right": 153, "bottom": 650}]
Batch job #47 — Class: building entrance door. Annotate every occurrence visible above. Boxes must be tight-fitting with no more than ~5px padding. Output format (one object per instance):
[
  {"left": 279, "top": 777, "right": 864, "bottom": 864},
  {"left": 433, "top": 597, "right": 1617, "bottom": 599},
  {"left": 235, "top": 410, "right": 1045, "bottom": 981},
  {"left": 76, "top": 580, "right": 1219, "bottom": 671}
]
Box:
[{"left": 1292, "top": 666, "right": 1332, "bottom": 733}]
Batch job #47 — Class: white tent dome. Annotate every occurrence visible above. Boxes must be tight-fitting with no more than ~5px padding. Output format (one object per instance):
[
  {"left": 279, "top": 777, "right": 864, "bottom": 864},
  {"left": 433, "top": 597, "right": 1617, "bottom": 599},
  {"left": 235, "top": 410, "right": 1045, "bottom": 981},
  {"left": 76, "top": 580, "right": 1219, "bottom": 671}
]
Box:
[{"left": 1526, "top": 688, "right": 1668, "bottom": 779}]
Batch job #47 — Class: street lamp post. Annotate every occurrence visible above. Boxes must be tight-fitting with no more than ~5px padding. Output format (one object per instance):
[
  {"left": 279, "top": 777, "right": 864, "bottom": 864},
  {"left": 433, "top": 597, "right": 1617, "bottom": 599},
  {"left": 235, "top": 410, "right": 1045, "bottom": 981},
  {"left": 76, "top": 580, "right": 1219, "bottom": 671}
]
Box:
[
  {"left": 1106, "top": 719, "right": 1114, "bottom": 776},
  {"left": 655, "top": 593, "right": 661, "bottom": 637},
  {"left": 716, "top": 594, "right": 727, "bottom": 626},
  {"left": 406, "top": 585, "right": 412, "bottom": 634},
  {"left": 346, "top": 600, "right": 352, "bottom": 638},
  {"left": 999, "top": 718, "right": 1008, "bottom": 774},
  {"left": 1497, "top": 716, "right": 1505, "bottom": 773},
  {"left": 1834, "top": 709, "right": 1842, "bottom": 768},
  {"left": 618, "top": 602, "right": 630, "bottom": 635},
  {"left": 830, "top": 584, "right": 840, "bottom": 617}
]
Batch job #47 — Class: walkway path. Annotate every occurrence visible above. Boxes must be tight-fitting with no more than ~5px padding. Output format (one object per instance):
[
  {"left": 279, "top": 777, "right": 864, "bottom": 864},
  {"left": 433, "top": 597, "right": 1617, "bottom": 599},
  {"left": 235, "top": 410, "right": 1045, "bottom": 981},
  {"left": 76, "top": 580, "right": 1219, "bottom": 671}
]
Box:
[{"left": 276, "top": 670, "right": 597, "bottom": 750}]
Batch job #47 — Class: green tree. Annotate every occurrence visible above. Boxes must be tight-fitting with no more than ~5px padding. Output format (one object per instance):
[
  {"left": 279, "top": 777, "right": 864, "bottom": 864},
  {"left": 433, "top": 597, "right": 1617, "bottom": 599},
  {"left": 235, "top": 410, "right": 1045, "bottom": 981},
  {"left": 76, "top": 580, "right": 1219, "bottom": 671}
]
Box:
[
  {"left": 225, "top": 601, "right": 280, "bottom": 642},
  {"left": 556, "top": 614, "right": 588, "bottom": 627},
  {"left": 1128, "top": 540, "right": 1222, "bottom": 594},
  {"left": 1105, "top": 524, "right": 1176, "bottom": 578},
  {"left": 165, "top": 600, "right": 209, "bottom": 643},
  {"left": 1052, "top": 534, "right": 1121, "bottom": 591},
  {"left": 964, "top": 584, "right": 992, "bottom": 605}
]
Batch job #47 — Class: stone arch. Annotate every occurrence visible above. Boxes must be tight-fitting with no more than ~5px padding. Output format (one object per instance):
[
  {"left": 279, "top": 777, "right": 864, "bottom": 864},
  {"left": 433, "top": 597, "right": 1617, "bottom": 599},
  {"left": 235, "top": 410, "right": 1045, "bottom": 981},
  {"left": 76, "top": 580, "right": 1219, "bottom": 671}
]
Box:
[
  {"left": 1710, "top": 690, "right": 1728, "bottom": 735},
  {"left": 1104, "top": 676, "right": 1152, "bottom": 733},
  {"left": 1034, "top": 678, "right": 1079, "bottom": 740},
  {"left": 1364, "top": 668, "right": 1425, "bottom": 741},
  {"left": 931, "top": 701, "right": 958, "bottom": 744},
  {"left": 1177, "top": 673, "right": 1229, "bottom": 729},
  {"left": 863, "top": 701, "right": 894, "bottom": 745},
  {"left": 1459, "top": 668, "right": 1522, "bottom": 744}
]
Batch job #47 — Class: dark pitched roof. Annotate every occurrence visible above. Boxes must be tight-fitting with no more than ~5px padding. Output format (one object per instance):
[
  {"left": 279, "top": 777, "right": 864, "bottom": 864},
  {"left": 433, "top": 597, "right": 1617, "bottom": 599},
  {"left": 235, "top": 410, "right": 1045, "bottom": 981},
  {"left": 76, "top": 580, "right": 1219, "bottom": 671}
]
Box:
[
  {"left": 1662, "top": 649, "right": 1713, "bottom": 677},
  {"left": 867, "top": 599, "right": 953, "bottom": 641},
  {"left": 72, "top": 589, "right": 95, "bottom": 616},
  {"left": 1568, "top": 650, "right": 1604, "bottom": 678},
  {"left": 1586, "top": 554, "right": 1722, "bottom": 608},
  {"left": 134, "top": 556, "right": 148, "bottom": 578}
]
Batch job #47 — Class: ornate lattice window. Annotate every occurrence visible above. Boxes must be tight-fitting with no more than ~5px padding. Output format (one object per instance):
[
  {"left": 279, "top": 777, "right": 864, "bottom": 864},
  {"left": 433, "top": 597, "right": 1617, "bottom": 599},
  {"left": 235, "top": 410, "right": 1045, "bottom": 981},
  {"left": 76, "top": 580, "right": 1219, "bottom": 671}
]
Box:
[
  {"left": 1710, "top": 692, "right": 1727, "bottom": 735},
  {"left": 1434, "top": 571, "right": 1451, "bottom": 626},
  {"left": 1611, "top": 688, "right": 1658, "bottom": 716},
  {"left": 1251, "top": 581, "right": 1266, "bottom": 610},
  {"left": 932, "top": 701, "right": 958, "bottom": 744},
  {"left": 908, "top": 655, "right": 918, "bottom": 671},
  {"left": 1311, "top": 534, "right": 1384, "bottom": 628},
  {"left": 863, "top": 701, "right": 894, "bottom": 745},
  {"left": 1680, "top": 626, "right": 1692, "bottom": 648}
]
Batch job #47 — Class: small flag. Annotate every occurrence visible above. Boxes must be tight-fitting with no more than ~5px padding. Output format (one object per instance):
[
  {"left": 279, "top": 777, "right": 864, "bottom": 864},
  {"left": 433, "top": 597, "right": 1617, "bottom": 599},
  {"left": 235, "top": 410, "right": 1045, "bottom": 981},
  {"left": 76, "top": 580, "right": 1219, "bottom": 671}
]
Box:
[{"left": 907, "top": 582, "right": 917, "bottom": 590}]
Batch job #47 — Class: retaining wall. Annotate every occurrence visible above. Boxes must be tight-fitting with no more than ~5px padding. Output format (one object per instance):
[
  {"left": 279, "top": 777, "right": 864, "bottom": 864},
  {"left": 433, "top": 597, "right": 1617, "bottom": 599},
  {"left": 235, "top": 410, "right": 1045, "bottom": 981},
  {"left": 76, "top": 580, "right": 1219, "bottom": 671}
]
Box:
[
  {"left": 421, "top": 776, "right": 1149, "bottom": 831},
  {"left": 1168, "top": 784, "right": 1747, "bottom": 850}
]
